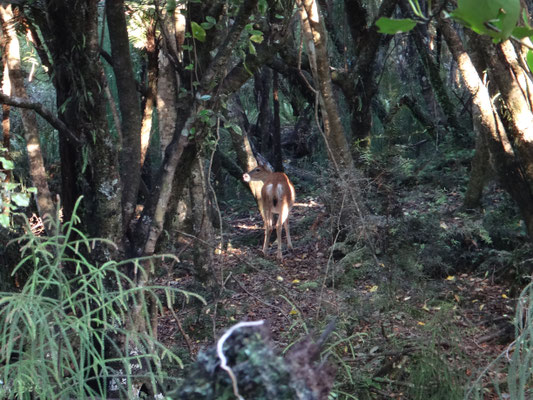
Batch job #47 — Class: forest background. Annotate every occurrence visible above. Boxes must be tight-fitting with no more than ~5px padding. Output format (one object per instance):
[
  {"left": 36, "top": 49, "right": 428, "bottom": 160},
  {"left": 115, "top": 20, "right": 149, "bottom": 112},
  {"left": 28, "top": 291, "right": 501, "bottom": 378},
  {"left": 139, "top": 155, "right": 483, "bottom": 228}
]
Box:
[{"left": 1, "top": 0, "right": 533, "bottom": 399}]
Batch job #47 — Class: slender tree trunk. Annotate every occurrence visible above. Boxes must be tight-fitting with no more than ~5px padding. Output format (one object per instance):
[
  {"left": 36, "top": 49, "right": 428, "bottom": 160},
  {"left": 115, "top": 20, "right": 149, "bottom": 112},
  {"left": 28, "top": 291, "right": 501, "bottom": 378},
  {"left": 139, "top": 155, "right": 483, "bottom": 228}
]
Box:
[
  {"left": 140, "top": 21, "right": 158, "bottom": 167},
  {"left": 272, "top": 70, "right": 283, "bottom": 172},
  {"left": 298, "top": 0, "right": 355, "bottom": 173},
  {"left": 463, "top": 109, "right": 490, "bottom": 209},
  {"left": 0, "top": 4, "right": 56, "bottom": 234},
  {"left": 255, "top": 67, "right": 273, "bottom": 159},
  {"left": 342, "top": 0, "right": 399, "bottom": 146},
  {"left": 404, "top": 11, "right": 464, "bottom": 138},
  {"left": 157, "top": 7, "right": 179, "bottom": 157},
  {"left": 1, "top": 34, "right": 11, "bottom": 220},
  {"left": 190, "top": 157, "right": 215, "bottom": 284},
  {"left": 106, "top": 0, "right": 142, "bottom": 231},
  {"left": 227, "top": 95, "right": 257, "bottom": 172}
]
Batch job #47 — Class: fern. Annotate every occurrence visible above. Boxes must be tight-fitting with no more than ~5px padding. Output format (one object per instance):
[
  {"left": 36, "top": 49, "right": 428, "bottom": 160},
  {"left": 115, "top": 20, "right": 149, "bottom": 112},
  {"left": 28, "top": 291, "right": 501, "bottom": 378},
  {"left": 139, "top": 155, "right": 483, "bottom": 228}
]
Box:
[{"left": 0, "top": 198, "right": 204, "bottom": 399}]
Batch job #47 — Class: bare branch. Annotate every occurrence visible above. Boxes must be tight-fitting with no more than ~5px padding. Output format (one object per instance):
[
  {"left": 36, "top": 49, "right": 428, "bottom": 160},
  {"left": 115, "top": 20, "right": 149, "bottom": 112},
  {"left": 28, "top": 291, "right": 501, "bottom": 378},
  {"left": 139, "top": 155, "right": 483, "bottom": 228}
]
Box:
[{"left": 0, "top": 93, "right": 81, "bottom": 145}]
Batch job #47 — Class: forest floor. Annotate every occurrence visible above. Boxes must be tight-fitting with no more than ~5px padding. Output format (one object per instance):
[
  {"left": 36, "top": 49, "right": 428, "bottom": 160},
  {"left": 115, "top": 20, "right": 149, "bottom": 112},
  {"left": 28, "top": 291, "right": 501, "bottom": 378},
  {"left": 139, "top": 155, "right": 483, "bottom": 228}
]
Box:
[{"left": 156, "top": 188, "right": 518, "bottom": 399}]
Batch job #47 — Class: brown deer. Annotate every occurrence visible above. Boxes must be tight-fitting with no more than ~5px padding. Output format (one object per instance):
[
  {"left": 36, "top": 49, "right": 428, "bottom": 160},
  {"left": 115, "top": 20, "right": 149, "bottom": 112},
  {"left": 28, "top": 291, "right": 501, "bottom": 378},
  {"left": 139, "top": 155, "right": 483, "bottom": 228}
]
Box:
[{"left": 243, "top": 163, "right": 296, "bottom": 260}]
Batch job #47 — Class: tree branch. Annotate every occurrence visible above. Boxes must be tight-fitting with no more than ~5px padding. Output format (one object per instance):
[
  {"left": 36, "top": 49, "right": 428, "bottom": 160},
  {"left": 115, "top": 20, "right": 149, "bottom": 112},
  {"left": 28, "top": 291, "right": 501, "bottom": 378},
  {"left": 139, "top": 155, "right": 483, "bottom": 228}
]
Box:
[{"left": 0, "top": 93, "right": 81, "bottom": 145}]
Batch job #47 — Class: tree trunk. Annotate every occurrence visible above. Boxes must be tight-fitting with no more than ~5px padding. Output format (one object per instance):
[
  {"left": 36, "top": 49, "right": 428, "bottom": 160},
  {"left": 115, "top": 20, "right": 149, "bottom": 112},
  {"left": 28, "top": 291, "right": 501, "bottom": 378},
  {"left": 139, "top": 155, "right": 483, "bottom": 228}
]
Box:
[
  {"left": 463, "top": 110, "right": 490, "bottom": 209},
  {"left": 140, "top": 20, "right": 158, "bottom": 167},
  {"left": 157, "top": 6, "right": 179, "bottom": 157},
  {"left": 190, "top": 157, "right": 215, "bottom": 284},
  {"left": 44, "top": 0, "right": 122, "bottom": 251},
  {"left": 401, "top": 0, "right": 465, "bottom": 139},
  {"left": 272, "top": 70, "right": 283, "bottom": 172},
  {"left": 298, "top": 0, "right": 355, "bottom": 173},
  {"left": 0, "top": 4, "right": 56, "bottom": 234},
  {"left": 106, "top": 0, "right": 142, "bottom": 231},
  {"left": 255, "top": 67, "right": 273, "bottom": 159},
  {"left": 342, "top": 0, "right": 399, "bottom": 146},
  {"left": 437, "top": 12, "right": 533, "bottom": 239}
]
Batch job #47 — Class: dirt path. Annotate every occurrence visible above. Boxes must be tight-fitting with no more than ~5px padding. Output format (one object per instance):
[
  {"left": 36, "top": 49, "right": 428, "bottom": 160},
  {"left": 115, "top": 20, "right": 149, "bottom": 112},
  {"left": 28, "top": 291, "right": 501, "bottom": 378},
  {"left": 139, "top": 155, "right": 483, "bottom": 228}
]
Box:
[{"left": 157, "top": 194, "right": 516, "bottom": 398}]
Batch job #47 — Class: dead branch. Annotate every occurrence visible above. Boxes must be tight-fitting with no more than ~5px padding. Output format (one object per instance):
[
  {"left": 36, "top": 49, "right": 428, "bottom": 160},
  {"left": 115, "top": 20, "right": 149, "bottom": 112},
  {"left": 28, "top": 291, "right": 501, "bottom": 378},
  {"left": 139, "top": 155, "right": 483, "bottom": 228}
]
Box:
[{"left": 0, "top": 93, "right": 80, "bottom": 145}]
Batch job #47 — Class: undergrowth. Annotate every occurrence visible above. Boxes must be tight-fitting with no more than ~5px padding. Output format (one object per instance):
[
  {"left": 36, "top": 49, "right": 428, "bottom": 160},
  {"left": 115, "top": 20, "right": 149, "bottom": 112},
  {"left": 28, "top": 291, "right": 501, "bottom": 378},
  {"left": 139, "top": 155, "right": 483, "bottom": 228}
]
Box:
[{"left": 0, "top": 198, "right": 204, "bottom": 399}]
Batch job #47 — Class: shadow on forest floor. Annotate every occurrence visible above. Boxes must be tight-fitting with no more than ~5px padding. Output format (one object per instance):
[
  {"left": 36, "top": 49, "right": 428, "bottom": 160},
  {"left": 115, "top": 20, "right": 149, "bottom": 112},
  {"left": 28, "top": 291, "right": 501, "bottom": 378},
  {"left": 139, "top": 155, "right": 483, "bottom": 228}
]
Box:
[{"left": 155, "top": 193, "right": 515, "bottom": 399}]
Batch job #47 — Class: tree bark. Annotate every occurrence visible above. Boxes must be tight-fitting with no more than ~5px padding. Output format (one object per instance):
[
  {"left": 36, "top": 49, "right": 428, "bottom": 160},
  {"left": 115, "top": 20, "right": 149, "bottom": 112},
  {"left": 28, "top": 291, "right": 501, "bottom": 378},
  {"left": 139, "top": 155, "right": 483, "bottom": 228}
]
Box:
[
  {"left": 437, "top": 12, "right": 533, "bottom": 239},
  {"left": 463, "top": 109, "right": 490, "bottom": 209},
  {"left": 140, "top": 20, "right": 158, "bottom": 167},
  {"left": 43, "top": 0, "right": 122, "bottom": 249},
  {"left": 157, "top": 15, "right": 179, "bottom": 157},
  {"left": 190, "top": 157, "right": 215, "bottom": 284},
  {"left": 106, "top": 0, "right": 142, "bottom": 231},
  {"left": 272, "top": 70, "right": 283, "bottom": 172},
  {"left": 0, "top": 4, "right": 56, "bottom": 234},
  {"left": 254, "top": 67, "right": 273, "bottom": 159},
  {"left": 298, "top": 0, "right": 355, "bottom": 173}
]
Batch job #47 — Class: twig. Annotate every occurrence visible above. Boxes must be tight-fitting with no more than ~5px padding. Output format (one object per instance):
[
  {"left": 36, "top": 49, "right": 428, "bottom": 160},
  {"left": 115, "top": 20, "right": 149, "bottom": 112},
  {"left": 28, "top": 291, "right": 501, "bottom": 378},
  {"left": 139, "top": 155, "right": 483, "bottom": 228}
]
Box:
[
  {"left": 216, "top": 320, "right": 265, "bottom": 400},
  {"left": 168, "top": 306, "right": 194, "bottom": 356}
]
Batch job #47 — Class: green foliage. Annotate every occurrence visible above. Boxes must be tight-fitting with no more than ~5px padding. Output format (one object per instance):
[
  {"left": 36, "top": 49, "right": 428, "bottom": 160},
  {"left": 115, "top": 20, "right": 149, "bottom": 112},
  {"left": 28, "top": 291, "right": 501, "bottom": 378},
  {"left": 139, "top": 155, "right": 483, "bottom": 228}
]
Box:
[
  {"left": 526, "top": 50, "right": 533, "bottom": 76},
  {"left": 0, "top": 147, "right": 35, "bottom": 228},
  {"left": 376, "top": 17, "right": 417, "bottom": 34},
  {"left": 0, "top": 198, "right": 204, "bottom": 399},
  {"left": 377, "top": 0, "right": 532, "bottom": 64},
  {"left": 407, "top": 345, "right": 464, "bottom": 399},
  {"left": 191, "top": 21, "right": 206, "bottom": 42},
  {"left": 451, "top": 0, "right": 520, "bottom": 41}
]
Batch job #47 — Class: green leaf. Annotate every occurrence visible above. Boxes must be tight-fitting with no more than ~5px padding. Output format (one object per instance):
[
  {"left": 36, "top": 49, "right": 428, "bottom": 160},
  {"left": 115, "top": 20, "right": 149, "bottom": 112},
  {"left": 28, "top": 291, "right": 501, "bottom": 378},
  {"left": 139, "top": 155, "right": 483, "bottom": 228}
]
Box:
[
  {"left": 526, "top": 50, "right": 533, "bottom": 75},
  {"left": 249, "top": 41, "right": 256, "bottom": 55},
  {"left": 11, "top": 192, "right": 30, "bottom": 207},
  {"left": 250, "top": 34, "right": 263, "bottom": 44},
  {"left": 258, "top": 0, "right": 267, "bottom": 14},
  {"left": 191, "top": 21, "right": 206, "bottom": 42},
  {"left": 166, "top": 0, "right": 176, "bottom": 12},
  {"left": 206, "top": 16, "right": 216, "bottom": 25},
  {"left": 375, "top": 17, "right": 417, "bottom": 34},
  {"left": 0, "top": 213, "right": 9, "bottom": 228},
  {"left": 451, "top": 0, "right": 520, "bottom": 41},
  {"left": 0, "top": 156, "right": 14, "bottom": 170},
  {"left": 511, "top": 26, "right": 533, "bottom": 39}
]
